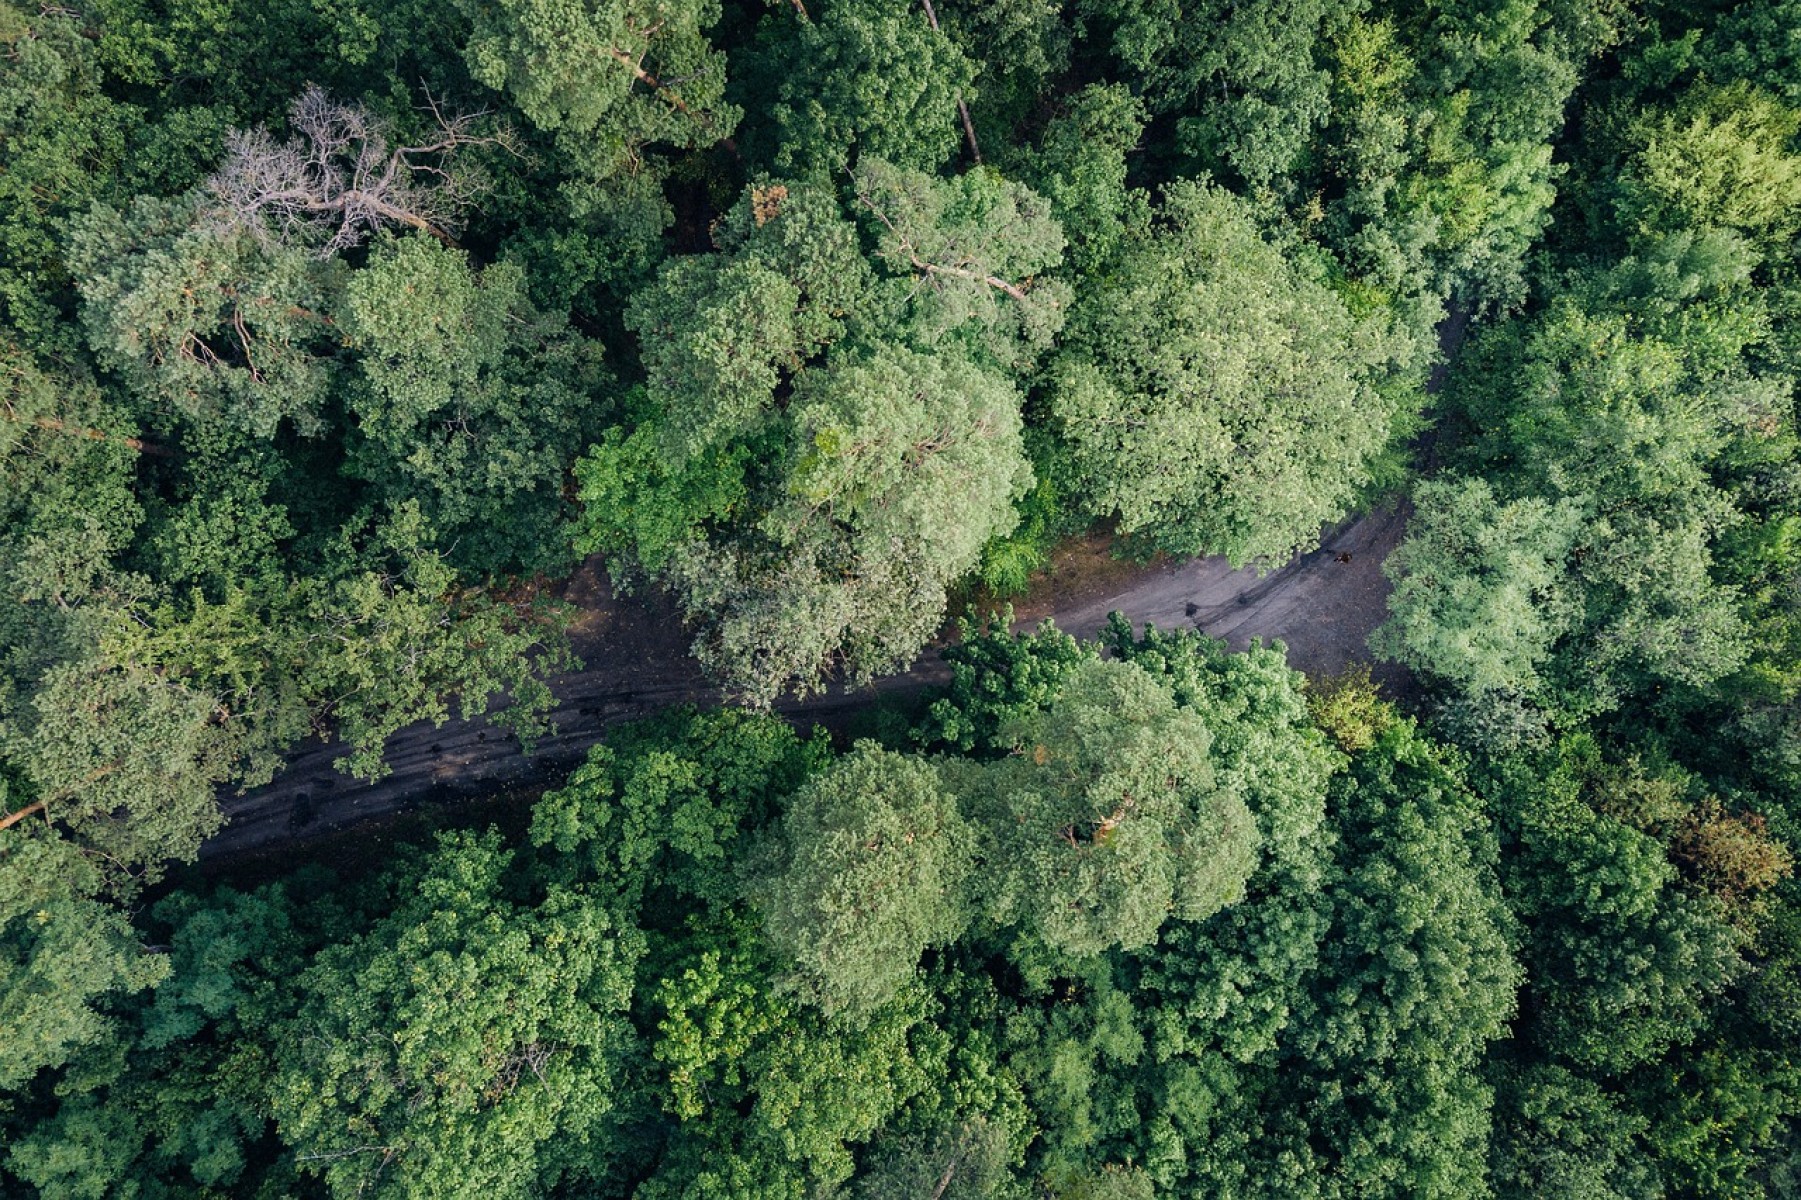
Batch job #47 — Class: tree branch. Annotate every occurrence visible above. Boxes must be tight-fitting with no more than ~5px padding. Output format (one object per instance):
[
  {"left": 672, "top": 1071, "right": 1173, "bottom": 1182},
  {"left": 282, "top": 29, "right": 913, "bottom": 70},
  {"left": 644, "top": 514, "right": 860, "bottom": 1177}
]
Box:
[
  {"left": 604, "top": 45, "right": 741, "bottom": 159},
  {"left": 0, "top": 801, "right": 47, "bottom": 831},
  {"left": 854, "top": 184, "right": 1030, "bottom": 301},
  {"left": 11, "top": 413, "right": 171, "bottom": 457},
  {"left": 916, "top": 0, "right": 981, "bottom": 163}
]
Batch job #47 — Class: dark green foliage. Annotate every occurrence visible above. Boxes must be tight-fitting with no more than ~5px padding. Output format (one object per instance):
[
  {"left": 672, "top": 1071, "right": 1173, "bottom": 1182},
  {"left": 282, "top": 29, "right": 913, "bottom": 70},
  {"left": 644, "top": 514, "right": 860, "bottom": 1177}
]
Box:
[
  {"left": 0, "top": 833, "right": 168, "bottom": 1094},
  {"left": 915, "top": 611, "right": 1096, "bottom": 754},
  {"left": 6, "top": 0, "right": 1801, "bottom": 1190},
  {"left": 342, "top": 235, "right": 610, "bottom": 576},
  {"left": 270, "top": 830, "right": 642, "bottom": 1198},
  {"left": 743, "top": 0, "right": 974, "bottom": 175},
  {"left": 531, "top": 705, "right": 826, "bottom": 909}
]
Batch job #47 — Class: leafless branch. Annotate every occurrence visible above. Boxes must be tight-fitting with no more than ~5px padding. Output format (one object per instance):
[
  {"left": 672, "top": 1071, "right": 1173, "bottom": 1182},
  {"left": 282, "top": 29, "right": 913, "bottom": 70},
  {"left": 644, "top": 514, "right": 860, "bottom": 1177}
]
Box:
[
  {"left": 206, "top": 85, "right": 519, "bottom": 257},
  {"left": 0, "top": 800, "right": 47, "bottom": 831}
]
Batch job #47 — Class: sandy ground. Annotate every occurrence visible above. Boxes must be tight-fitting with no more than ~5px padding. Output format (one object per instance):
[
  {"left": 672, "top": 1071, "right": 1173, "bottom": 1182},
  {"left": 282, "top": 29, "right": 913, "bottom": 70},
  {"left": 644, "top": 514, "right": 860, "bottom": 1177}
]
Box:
[{"left": 199, "top": 503, "right": 1412, "bottom": 860}]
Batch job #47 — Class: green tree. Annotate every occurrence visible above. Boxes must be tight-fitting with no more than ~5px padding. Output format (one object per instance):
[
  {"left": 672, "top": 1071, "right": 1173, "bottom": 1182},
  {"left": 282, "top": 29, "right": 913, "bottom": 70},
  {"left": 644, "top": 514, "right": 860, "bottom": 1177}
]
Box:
[
  {"left": 67, "top": 195, "right": 343, "bottom": 438},
  {"left": 343, "top": 234, "right": 609, "bottom": 577},
  {"left": 1268, "top": 719, "right": 1519, "bottom": 1198},
  {"left": 1499, "top": 745, "right": 1746, "bottom": 1075},
  {"left": 0, "top": 2, "right": 134, "bottom": 353},
  {"left": 456, "top": 0, "right": 738, "bottom": 229},
  {"left": 850, "top": 156, "right": 1068, "bottom": 367},
  {"left": 748, "top": 0, "right": 975, "bottom": 174},
  {"left": 752, "top": 744, "right": 974, "bottom": 1015},
  {"left": 271, "top": 830, "right": 642, "bottom": 1198},
  {"left": 1049, "top": 180, "right": 1412, "bottom": 566},
  {"left": 1617, "top": 82, "right": 1801, "bottom": 246},
  {"left": 962, "top": 657, "right": 1261, "bottom": 957},
  {"left": 0, "top": 832, "right": 167, "bottom": 1093},
  {"left": 647, "top": 343, "right": 1031, "bottom": 702},
  {"left": 530, "top": 706, "right": 824, "bottom": 911},
  {"left": 639, "top": 913, "right": 943, "bottom": 1199},
  {"left": 3, "top": 875, "right": 328, "bottom": 1197},
  {"left": 1076, "top": 0, "right": 1342, "bottom": 197},
  {"left": 1373, "top": 476, "right": 1585, "bottom": 696}
]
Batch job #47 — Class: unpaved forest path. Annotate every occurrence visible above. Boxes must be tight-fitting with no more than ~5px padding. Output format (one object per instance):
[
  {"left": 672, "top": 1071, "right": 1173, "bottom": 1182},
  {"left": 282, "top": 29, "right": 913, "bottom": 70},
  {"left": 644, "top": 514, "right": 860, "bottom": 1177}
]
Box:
[
  {"left": 202, "top": 508, "right": 1410, "bottom": 858},
  {"left": 204, "top": 311, "right": 1467, "bottom": 860}
]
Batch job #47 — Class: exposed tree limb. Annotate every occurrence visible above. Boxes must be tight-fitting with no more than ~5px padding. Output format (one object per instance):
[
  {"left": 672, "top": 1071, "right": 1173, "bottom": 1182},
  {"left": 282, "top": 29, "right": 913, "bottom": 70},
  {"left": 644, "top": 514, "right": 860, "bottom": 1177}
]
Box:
[
  {"left": 207, "top": 85, "right": 516, "bottom": 256},
  {"left": 853, "top": 184, "right": 1029, "bottom": 301},
  {"left": 0, "top": 801, "right": 47, "bottom": 831},
  {"left": 604, "top": 45, "right": 742, "bottom": 159},
  {"left": 21, "top": 415, "right": 171, "bottom": 457},
  {"left": 917, "top": 0, "right": 981, "bottom": 164}
]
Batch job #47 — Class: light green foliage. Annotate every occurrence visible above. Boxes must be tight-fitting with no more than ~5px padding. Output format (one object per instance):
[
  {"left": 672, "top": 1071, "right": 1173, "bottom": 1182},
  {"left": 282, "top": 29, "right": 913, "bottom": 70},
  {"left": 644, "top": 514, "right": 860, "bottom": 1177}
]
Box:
[
  {"left": 1, "top": 497, "right": 572, "bottom": 885},
  {"left": 1385, "top": 249, "right": 1787, "bottom": 717},
  {"left": 344, "top": 235, "right": 608, "bottom": 576},
  {"left": 572, "top": 420, "right": 753, "bottom": 571},
  {"left": 1374, "top": 476, "right": 1584, "bottom": 695},
  {"left": 659, "top": 531, "right": 945, "bottom": 704},
  {"left": 271, "top": 830, "right": 642, "bottom": 1199},
  {"left": 6, "top": 652, "right": 244, "bottom": 873},
  {"left": 0, "top": 834, "right": 167, "bottom": 1093},
  {"left": 851, "top": 157, "right": 1068, "bottom": 365},
  {"left": 67, "top": 196, "right": 343, "bottom": 438},
  {"left": 588, "top": 170, "right": 1059, "bottom": 700},
  {"left": 1050, "top": 180, "right": 1409, "bottom": 566},
  {"left": 297, "top": 512, "right": 576, "bottom": 778},
  {"left": 8, "top": 0, "right": 1801, "bottom": 1190},
  {"left": 968, "top": 658, "right": 1261, "bottom": 957},
  {"left": 659, "top": 344, "right": 1031, "bottom": 702},
  {"left": 625, "top": 180, "right": 870, "bottom": 454},
  {"left": 753, "top": 744, "right": 974, "bottom": 1014},
  {"left": 778, "top": 344, "right": 1030, "bottom": 576},
  {"left": 1103, "top": 618, "right": 1340, "bottom": 1069},
  {"left": 1330, "top": 0, "right": 1582, "bottom": 309},
  {"left": 1619, "top": 83, "right": 1801, "bottom": 245},
  {"left": 757, "top": 0, "right": 975, "bottom": 174}
]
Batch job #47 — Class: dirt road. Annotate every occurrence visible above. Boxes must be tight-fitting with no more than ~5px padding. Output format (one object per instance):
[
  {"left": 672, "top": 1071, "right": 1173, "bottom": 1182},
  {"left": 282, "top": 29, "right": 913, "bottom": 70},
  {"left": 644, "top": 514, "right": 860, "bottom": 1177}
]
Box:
[{"left": 200, "top": 506, "right": 1410, "bottom": 858}]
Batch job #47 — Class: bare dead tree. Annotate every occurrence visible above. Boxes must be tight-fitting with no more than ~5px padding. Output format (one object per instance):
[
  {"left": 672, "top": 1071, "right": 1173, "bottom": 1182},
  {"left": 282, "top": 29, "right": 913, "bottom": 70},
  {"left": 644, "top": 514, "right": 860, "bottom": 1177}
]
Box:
[{"left": 206, "top": 85, "right": 518, "bottom": 257}]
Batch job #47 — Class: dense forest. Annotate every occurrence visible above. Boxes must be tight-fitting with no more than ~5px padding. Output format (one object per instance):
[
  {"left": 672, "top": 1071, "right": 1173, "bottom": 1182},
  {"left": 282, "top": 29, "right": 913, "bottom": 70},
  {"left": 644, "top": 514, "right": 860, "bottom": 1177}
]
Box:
[{"left": 3, "top": 0, "right": 1801, "bottom": 1192}]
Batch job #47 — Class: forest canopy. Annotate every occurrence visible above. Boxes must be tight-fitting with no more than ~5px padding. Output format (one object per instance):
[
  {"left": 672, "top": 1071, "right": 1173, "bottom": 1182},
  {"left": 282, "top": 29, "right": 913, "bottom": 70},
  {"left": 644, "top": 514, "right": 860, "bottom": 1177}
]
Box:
[{"left": 4, "top": 0, "right": 1801, "bottom": 1193}]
